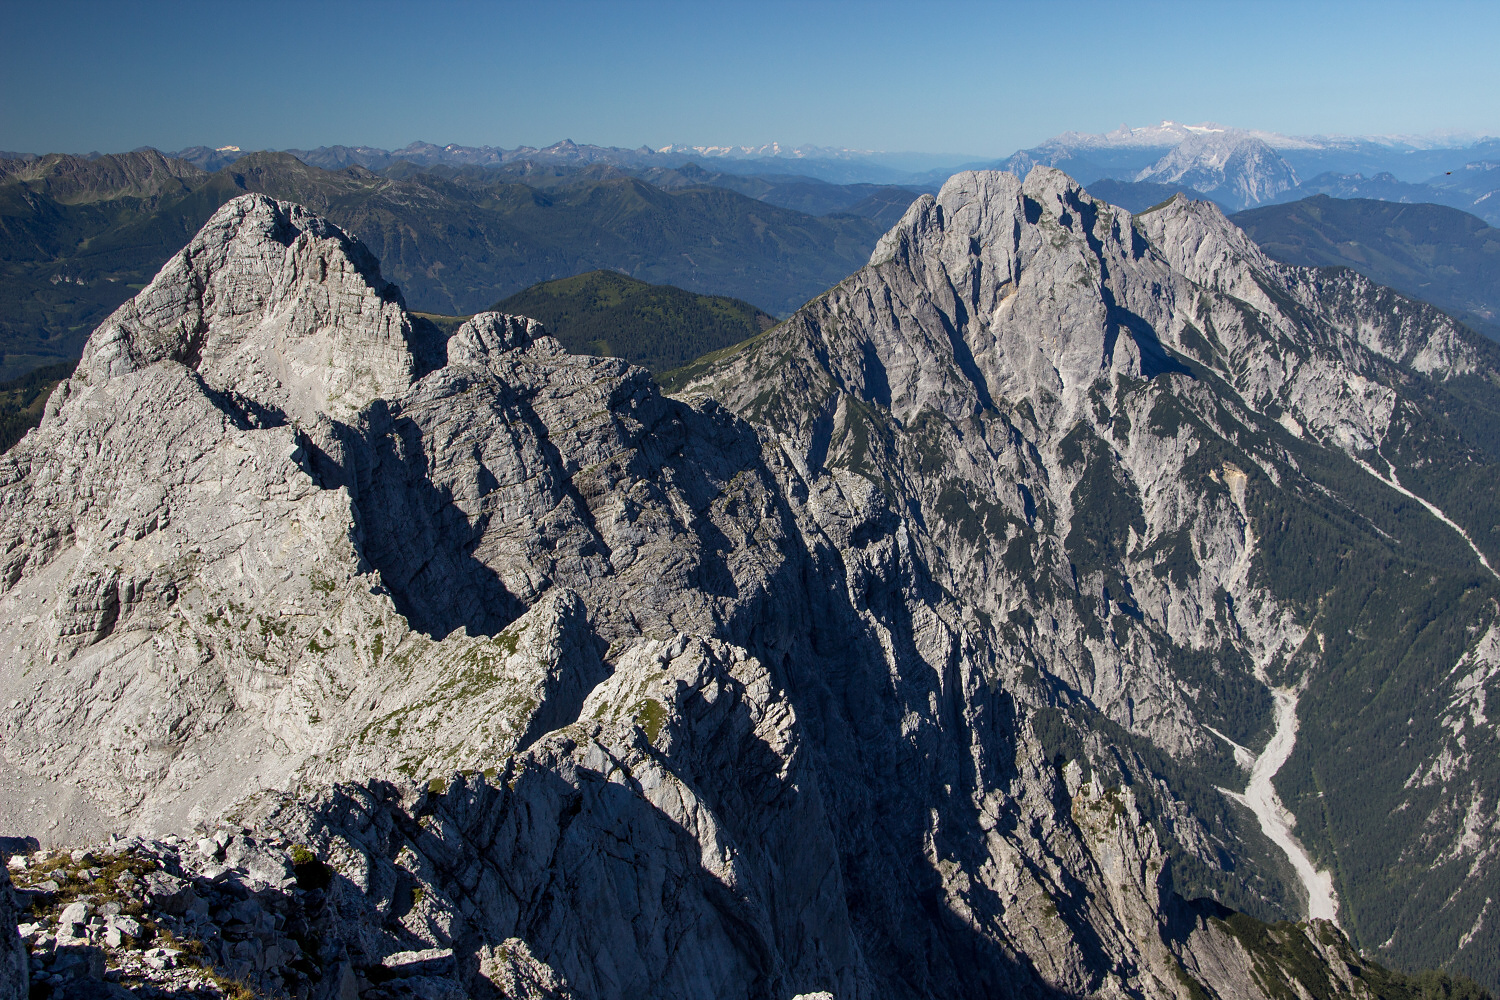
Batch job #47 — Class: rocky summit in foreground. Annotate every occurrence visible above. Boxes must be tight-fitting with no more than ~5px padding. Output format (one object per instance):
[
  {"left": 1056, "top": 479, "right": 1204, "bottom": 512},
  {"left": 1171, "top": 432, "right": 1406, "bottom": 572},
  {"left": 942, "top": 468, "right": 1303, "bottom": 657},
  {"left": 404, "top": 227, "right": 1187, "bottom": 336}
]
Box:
[{"left": 0, "top": 182, "right": 1496, "bottom": 1000}]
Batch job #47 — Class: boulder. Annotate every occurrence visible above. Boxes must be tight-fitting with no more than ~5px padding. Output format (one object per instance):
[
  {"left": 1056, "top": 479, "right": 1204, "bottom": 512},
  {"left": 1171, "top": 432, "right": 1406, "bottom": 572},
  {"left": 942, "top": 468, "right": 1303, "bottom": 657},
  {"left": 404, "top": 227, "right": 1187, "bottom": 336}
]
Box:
[
  {"left": 382, "top": 947, "right": 456, "bottom": 977},
  {"left": 0, "top": 867, "right": 27, "bottom": 1000}
]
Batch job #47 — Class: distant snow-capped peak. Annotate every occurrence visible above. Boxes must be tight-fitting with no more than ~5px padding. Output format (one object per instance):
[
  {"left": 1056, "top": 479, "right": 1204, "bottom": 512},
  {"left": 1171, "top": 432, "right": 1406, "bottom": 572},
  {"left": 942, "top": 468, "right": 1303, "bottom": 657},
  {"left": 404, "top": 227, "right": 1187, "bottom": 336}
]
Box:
[
  {"left": 1134, "top": 132, "right": 1300, "bottom": 208},
  {"left": 656, "top": 142, "right": 879, "bottom": 160}
]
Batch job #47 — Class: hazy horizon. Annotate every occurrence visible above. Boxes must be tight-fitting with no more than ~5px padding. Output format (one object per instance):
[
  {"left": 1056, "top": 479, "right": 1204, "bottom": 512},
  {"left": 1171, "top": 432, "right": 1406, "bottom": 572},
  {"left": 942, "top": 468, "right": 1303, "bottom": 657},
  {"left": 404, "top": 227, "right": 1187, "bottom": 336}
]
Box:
[{"left": 6, "top": 120, "right": 1499, "bottom": 163}]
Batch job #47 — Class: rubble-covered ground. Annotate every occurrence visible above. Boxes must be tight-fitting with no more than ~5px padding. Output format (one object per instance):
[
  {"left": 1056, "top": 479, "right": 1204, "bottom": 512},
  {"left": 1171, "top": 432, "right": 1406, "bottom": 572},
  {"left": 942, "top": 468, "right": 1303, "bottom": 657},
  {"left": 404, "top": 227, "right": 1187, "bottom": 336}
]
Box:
[{"left": 8, "top": 834, "right": 366, "bottom": 1000}]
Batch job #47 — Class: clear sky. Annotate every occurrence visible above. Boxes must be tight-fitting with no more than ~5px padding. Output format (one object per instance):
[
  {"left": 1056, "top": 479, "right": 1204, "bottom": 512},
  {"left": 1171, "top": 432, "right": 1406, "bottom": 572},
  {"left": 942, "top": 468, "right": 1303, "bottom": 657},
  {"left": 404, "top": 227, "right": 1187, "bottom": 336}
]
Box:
[{"left": 2, "top": 0, "right": 1497, "bottom": 158}]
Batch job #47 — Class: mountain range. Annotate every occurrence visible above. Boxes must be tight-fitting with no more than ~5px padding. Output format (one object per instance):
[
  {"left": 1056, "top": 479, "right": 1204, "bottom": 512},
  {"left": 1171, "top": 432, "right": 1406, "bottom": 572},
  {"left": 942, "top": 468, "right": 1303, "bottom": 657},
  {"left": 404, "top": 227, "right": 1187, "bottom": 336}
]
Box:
[
  {"left": 990, "top": 123, "right": 1500, "bottom": 220},
  {"left": 6, "top": 130, "right": 1500, "bottom": 391},
  {"left": 1287, "top": 163, "right": 1500, "bottom": 224},
  {"left": 1, "top": 163, "right": 1499, "bottom": 999},
  {"left": 142, "top": 139, "right": 965, "bottom": 187},
  {"left": 8, "top": 120, "right": 1494, "bottom": 209},
  {"left": 1232, "top": 196, "right": 1500, "bottom": 341},
  {"left": 0, "top": 149, "right": 894, "bottom": 380}
]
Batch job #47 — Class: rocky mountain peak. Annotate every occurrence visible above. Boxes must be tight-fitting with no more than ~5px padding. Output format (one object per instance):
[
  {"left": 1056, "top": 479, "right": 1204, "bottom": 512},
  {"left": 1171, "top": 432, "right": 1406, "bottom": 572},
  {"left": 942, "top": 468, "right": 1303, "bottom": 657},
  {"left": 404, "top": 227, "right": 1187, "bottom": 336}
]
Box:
[
  {"left": 1134, "top": 192, "right": 1275, "bottom": 295},
  {"left": 873, "top": 166, "right": 1113, "bottom": 271},
  {"left": 444, "top": 310, "right": 554, "bottom": 367},
  {"left": 77, "top": 194, "right": 425, "bottom": 426},
  {"left": 1136, "top": 132, "right": 1300, "bottom": 209},
  {"left": 859, "top": 167, "right": 1192, "bottom": 421},
  {"left": 680, "top": 163, "right": 1500, "bottom": 991},
  {"left": 4, "top": 176, "right": 1500, "bottom": 998},
  {"left": 854, "top": 167, "right": 1478, "bottom": 437}
]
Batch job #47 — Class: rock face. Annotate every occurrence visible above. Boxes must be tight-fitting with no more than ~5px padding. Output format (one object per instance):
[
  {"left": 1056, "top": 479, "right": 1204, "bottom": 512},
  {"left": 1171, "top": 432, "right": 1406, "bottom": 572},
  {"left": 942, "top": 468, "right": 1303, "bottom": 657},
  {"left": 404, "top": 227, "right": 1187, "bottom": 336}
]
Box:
[
  {"left": 1135, "top": 133, "right": 1300, "bottom": 209},
  {"left": 0, "top": 831, "right": 1412, "bottom": 1000},
  {"left": 679, "top": 169, "right": 1500, "bottom": 988},
  {"left": 1, "top": 183, "right": 1498, "bottom": 998}
]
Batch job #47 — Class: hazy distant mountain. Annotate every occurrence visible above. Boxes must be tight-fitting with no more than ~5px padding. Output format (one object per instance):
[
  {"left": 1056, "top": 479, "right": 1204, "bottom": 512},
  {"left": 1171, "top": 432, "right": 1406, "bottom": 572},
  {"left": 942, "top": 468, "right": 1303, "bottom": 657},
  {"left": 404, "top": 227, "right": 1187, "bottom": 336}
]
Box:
[
  {"left": 0, "top": 149, "right": 886, "bottom": 378},
  {"left": 1058, "top": 119, "right": 1258, "bottom": 147},
  {"left": 1273, "top": 138, "right": 1500, "bottom": 183},
  {"left": 160, "top": 139, "right": 969, "bottom": 186},
  {"left": 1235, "top": 195, "right": 1500, "bottom": 340},
  {"left": 656, "top": 141, "right": 872, "bottom": 160},
  {"left": 994, "top": 122, "right": 1500, "bottom": 209},
  {"left": 996, "top": 122, "right": 1304, "bottom": 188},
  {"left": 995, "top": 142, "right": 1166, "bottom": 186},
  {"left": 994, "top": 125, "right": 1303, "bottom": 211},
  {"left": 1428, "top": 159, "right": 1500, "bottom": 222},
  {"left": 171, "top": 138, "right": 668, "bottom": 173},
  {"left": 1286, "top": 169, "right": 1500, "bottom": 226},
  {"left": 22, "top": 125, "right": 1500, "bottom": 195},
  {"left": 1134, "top": 133, "right": 1300, "bottom": 210},
  {"left": 169, "top": 144, "right": 250, "bottom": 172},
  {"left": 1003, "top": 121, "right": 1499, "bottom": 179},
  {"left": 1083, "top": 178, "right": 1225, "bottom": 213},
  {"left": 1287, "top": 171, "right": 1440, "bottom": 204}
]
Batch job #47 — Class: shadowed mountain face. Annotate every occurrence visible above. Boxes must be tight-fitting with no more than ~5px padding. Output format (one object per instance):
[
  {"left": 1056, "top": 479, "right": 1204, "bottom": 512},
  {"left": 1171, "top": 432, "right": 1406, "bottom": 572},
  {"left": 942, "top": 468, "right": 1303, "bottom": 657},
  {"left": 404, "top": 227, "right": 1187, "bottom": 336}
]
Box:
[{"left": 1, "top": 175, "right": 1499, "bottom": 998}]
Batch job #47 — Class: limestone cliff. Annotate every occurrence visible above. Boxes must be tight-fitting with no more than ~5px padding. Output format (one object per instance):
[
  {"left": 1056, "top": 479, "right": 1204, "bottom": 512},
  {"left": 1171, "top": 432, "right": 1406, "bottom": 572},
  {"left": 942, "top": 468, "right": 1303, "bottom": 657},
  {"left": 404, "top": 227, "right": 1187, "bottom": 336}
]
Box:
[
  {"left": 679, "top": 168, "right": 1500, "bottom": 988},
  {"left": 1, "top": 180, "right": 1498, "bottom": 999}
]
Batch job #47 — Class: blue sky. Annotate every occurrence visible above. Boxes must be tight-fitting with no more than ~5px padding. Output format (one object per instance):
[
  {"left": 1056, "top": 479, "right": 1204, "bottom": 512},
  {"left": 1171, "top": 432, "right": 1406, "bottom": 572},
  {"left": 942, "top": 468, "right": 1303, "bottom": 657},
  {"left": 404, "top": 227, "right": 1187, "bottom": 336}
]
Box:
[{"left": 2, "top": 0, "right": 1497, "bottom": 157}]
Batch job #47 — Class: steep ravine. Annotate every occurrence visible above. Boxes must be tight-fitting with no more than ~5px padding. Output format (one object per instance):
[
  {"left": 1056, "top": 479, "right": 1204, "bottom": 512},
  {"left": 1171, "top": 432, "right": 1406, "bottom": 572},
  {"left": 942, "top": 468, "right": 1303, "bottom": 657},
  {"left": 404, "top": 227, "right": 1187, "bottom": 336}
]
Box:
[
  {"left": 1356, "top": 454, "right": 1500, "bottom": 582},
  {"left": 1222, "top": 688, "right": 1341, "bottom": 924}
]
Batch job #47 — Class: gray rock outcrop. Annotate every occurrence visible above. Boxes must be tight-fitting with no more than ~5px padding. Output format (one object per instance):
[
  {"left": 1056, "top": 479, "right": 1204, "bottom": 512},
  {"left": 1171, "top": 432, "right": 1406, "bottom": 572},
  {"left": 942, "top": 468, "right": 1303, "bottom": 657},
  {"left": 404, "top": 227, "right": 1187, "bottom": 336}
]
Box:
[
  {"left": 682, "top": 167, "right": 1500, "bottom": 988},
  {"left": 1, "top": 176, "right": 1497, "bottom": 998}
]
